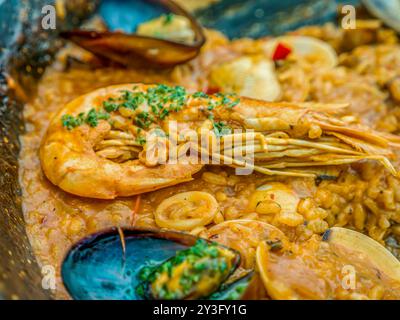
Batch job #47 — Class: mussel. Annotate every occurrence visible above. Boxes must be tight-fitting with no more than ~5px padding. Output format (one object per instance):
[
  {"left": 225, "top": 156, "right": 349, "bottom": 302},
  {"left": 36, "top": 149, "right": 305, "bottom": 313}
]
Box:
[
  {"left": 62, "top": 228, "right": 254, "bottom": 300},
  {"left": 136, "top": 238, "right": 240, "bottom": 299},
  {"left": 60, "top": 0, "right": 205, "bottom": 67},
  {"left": 62, "top": 224, "right": 400, "bottom": 300}
]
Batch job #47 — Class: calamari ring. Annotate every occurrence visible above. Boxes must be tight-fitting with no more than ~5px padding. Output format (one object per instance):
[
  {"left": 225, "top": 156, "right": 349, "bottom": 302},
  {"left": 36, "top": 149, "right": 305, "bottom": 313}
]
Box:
[{"left": 155, "top": 191, "right": 219, "bottom": 231}]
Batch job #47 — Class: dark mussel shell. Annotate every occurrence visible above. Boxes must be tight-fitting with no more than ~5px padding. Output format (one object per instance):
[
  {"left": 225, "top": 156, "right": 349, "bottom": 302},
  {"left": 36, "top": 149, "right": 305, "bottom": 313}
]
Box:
[
  {"left": 195, "top": 0, "right": 340, "bottom": 38},
  {"left": 61, "top": 228, "right": 244, "bottom": 300},
  {"left": 208, "top": 271, "right": 266, "bottom": 300},
  {"left": 61, "top": 0, "right": 205, "bottom": 67}
]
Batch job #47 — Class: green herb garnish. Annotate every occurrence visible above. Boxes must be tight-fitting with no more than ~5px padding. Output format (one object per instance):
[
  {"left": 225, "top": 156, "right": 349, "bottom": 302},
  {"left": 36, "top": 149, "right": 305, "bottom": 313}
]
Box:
[
  {"left": 212, "top": 121, "right": 231, "bottom": 137},
  {"left": 61, "top": 109, "right": 110, "bottom": 129},
  {"left": 136, "top": 239, "right": 236, "bottom": 300},
  {"left": 163, "top": 13, "right": 174, "bottom": 25},
  {"left": 136, "top": 135, "right": 146, "bottom": 146},
  {"left": 61, "top": 113, "right": 85, "bottom": 130},
  {"left": 193, "top": 91, "right": 209, "bottom": 99},
  {"left": 85, "top": 108, "right": 110, "bottom": 127},
  {"left": 61, "top": 85, "right": 240, "bottom": 132}
]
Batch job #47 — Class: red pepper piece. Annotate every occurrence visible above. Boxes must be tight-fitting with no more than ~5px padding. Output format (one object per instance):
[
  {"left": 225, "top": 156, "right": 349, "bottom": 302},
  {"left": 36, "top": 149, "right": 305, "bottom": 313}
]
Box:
[
  {"left": 272, "top": 43, "right": 292, "bottom": 61},
  {"left": 206, "top": 86, "right": 220, "bottom": 95}
]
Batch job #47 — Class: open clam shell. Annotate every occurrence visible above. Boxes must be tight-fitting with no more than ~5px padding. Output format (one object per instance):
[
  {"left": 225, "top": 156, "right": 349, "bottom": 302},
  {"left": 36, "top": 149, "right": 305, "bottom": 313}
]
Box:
[
  {"left": 61, "top": 0, "right": 205, "bottom": 67},
  {"left": 62, "top": 227, "right": 248, "bottom": 300},
  {"left": 206, "top": 219, "right": 288, "bottom": 269},
  {"left": 363, "top": 0, "right": 400, "bottom": 33},
  {"left": 323, "top": 227, "right": 400, "bottom": 282},
  {"left": 256, "top": 227, "right": 400, "bottom": 300},
  {"left": 263, "top": 35, "right": 338, "bottom": 68}
]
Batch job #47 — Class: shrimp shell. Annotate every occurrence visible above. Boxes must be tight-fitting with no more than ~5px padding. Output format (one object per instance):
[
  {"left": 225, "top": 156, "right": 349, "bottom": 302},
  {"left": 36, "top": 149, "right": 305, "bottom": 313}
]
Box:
[
  {"left": 39, "top": 84, "right": 203, "bottom": 199},
  {"left": 40, "top": 83, "right": 399, "bottom": 199}
]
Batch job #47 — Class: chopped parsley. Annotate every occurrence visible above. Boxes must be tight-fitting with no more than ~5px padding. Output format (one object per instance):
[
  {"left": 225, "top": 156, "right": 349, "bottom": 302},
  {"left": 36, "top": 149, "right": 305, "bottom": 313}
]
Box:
[
  {"left": 215, "top": 93, "right": 240, "bottom": 109},
  {"left": 192, "top": 91, "right": 209, "bottom": 99},
  {"left": 61, "top": 113, "right": 85, "bottom": 130},
  {"left": 61, "top": 85, "right": 240, "bottom": 133},
  {"left": 136, "top": 135, "right": 146, "bottom": 146},
  {"left": 136, "top": 239, "right": 236, "bottom": 300},
  {"left": 85, "top": 108, "right": 110, "bottom": 127},
  {"left": 61, "top": 109, "right": 110, "bottom": 129},
  {"left": 212, "top": 121, "right": 231, "bottom": 137},
  {"left": 163, "top": 13, "right": 174, "bottom": 25},
  {"left": 144, "top": 84, "right": 188, "bottom": 122},
  {"left": 103, "top": 90, "right": 145, "bottom": 112}
]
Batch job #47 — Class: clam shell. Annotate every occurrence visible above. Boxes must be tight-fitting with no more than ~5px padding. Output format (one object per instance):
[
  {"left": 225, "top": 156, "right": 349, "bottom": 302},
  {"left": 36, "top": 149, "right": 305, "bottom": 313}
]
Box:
[
  {"left": 363, "top": 0, "right": 400, "bottom": 33},
  {"left": 323, "top": 227, "right": 400, "bottom": 282},
  {"left": 256, "top": 227, "right": 400, "bottom": 299},
  {"left": 263, "top": 35, "right": 338, "bottom": 68}
]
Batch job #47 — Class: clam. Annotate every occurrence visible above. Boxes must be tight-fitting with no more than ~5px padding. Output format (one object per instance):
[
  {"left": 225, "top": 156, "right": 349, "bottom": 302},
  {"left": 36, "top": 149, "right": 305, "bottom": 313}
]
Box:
[
  {"left": 62, "top": 227, "right": 255, "bottom": 300},
  {"left": 323, "top": 227, "right": 400, "bottom": 282},
  {"left": 249, "top": 183, "right": 304, "bottom": 227},
  {"left": 209, "top": 55, "right": 282, "bottom": 101},
  {"left": 62, "top": 224, "right": 400, "bottom": 300},
  {"left": 263, "top": 35, "right": 338, "bottom": 68},
  {"left": 250, "top": 183, "right": 299, "bottom": 214},
  {"left": 256, "top": 227, "right": 400, "bottom": 300},
  {"left": 61, "top": 0, "right": 205, "bottom": 67},
  {"left": 363, "top": 0, "right": 400, "bottom": 33},
  {"left": 205, "top": 220, "right": 288, "bottom": 269}
]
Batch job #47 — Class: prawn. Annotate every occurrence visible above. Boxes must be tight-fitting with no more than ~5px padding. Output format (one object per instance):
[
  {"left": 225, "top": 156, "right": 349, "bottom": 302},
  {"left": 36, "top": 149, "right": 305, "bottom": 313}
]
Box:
[{"left": 40, "top": 83, "right": 400, "bottom": 199}]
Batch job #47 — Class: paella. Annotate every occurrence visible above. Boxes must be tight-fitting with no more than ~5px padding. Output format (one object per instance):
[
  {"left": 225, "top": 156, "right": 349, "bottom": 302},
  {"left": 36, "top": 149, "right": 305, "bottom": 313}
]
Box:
[{"left": 17, "top": 1, "right": 400, "bottom": 299}]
